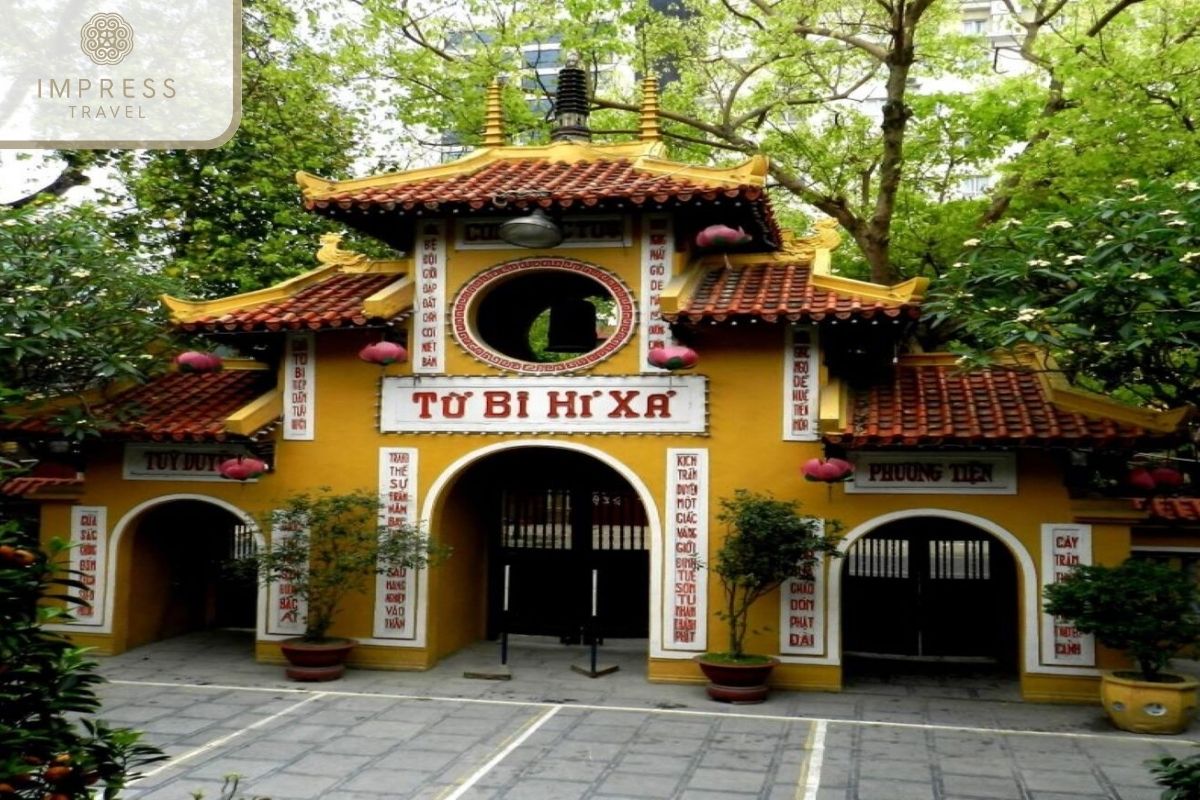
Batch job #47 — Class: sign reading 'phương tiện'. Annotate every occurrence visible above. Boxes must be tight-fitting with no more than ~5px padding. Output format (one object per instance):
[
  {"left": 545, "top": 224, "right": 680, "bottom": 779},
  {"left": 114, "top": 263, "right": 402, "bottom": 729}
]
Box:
[{"left": 844, "top": 453, "right": 1017, "bottom": 494}]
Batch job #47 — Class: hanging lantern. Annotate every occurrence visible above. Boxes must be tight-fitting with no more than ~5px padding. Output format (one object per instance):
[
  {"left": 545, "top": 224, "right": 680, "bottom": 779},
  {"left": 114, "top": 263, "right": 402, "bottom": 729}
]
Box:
[
  {"left": 1126, "top": 467, "right": 1156, "bottom": 493},
  {"left": 358, "top": 341, "right": 408, "bottom": 365},
  {"left": 802, "top": 457, "right": 853, "bottom": 483},
  {"left": 218, "top": 456, "right": 269, "bottom": 481},
  {"left": 647, "top": 345, "right": 698, "bottom": 370},
  {"left": 175, "top": 351, "right": 223, "bottom": 373},
  {"left": 1151, "top": 466, "right": 1183, "bottom": 490},
  {"left": 695, "top": 224, "right": 752, "bottom": 249}
]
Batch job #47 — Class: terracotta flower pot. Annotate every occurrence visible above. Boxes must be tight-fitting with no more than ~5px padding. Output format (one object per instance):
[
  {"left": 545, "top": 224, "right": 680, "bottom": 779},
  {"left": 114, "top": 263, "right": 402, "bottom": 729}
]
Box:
[
  {"left": 694, "top": 655, "right": 779, "bottom": 704},
  {"left": 279, "top": 637, "right": 355, "bottom": 682},
  {"left": 1100, "top": 671, "right": 1198, "bottom": 734}
]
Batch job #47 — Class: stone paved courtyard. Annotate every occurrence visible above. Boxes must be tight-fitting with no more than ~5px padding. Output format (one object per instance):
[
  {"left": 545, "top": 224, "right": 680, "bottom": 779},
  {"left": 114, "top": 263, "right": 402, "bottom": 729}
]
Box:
[{"left": 96, "top": 632, "right": 1200, "bottom": 799}]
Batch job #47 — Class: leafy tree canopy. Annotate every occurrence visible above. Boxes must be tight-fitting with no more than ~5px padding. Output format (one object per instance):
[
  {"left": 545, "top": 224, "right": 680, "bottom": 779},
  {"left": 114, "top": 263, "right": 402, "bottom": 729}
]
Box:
[{"left": 927, "top": 177, "right": 1200, "bottom": 410}]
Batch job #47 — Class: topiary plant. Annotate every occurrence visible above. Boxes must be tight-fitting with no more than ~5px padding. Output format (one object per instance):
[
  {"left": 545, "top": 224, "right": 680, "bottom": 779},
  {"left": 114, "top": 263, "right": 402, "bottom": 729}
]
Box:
[
  {"left": 0, "top": 522, "right": 165, "bottom": 797},
  {"left": 708, "top": 490, "right": 841, "bottom": 661},
  {"left": 1043, "top": 558, "right": 1200, "bottom": 682}
]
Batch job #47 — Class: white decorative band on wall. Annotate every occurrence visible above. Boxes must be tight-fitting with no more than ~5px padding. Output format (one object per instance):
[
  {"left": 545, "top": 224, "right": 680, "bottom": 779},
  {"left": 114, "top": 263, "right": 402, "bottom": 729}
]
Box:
[
  {"left": 66, "top": 506, "right": 107, "bottom": 627},
  {"left": 779, "top": 549, "right": 825, "bottom": 656},
  {"left": 1040, "top": 523, "right": 1095, "bottom": 667},
  {"left": 413, "top": 220, "right": 447, "bottom": 374},
  {"left": 782, "top": 326, "right": 820, "bottom": 441},
  {"left": 373, "top": 447, "right": 421, "bottom": 644},
  {"left": 283, "top": 331, "right": 315, "bottom": 440},
  {"left": 664, "top": 448, "right": 708, "bottom": 652}
]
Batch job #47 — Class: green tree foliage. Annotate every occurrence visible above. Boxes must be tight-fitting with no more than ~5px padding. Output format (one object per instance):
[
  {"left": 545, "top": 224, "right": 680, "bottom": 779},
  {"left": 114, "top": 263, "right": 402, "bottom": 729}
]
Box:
[
  {"left": 338, "top": 0, "right": 1199, "bottom": 282},
  {"left": 101, "top": 0, "right": 365, "bottom": 298},
  {"left": 711, "top": 490, "right": 840, "bottom": 659},
  {"left": 0, "top": 526, "right": 165, "bottom": 797},
  {"left": 0, "top": 204, "right": 172, "bottom": 409},
  {"left": 927, "top": 178, "right": 1200, "bottom": 410},
  {"left": 1043, "top": 559, "right": 1200, "bottom": 682},
  {"left": 242, "top": 489, "right": 447, "bottom": 642}
]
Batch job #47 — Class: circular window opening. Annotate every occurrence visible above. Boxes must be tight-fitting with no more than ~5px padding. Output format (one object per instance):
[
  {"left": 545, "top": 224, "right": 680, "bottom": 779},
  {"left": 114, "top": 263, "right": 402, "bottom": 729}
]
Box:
[{"left": 451, "top": 258, "right": 636, "bottom": 373}]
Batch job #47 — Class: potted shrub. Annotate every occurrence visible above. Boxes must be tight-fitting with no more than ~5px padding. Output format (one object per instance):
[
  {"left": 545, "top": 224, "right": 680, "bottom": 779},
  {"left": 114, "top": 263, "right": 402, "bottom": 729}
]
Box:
[
  {"left": 245, "top": 488, "right": 447, "bottom": 681},
  {"left": 695, "top": 490, "right": 841, "bottom": 703},
  {"left": 1043, "top": 558, "right": 1200, "bottom": 734}
]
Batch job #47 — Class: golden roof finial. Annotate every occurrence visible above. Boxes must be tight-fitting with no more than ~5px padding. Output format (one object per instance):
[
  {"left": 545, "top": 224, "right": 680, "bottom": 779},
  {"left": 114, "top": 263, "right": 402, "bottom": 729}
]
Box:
[
  {"left": 316, "top": 233, "right": 367, "bottom": 268},
  {"left": 482, "top": 77, "right": 506, "bottom": 148},
  {"left": 639, "top": 74, "right": 662, "bottom": 143}
]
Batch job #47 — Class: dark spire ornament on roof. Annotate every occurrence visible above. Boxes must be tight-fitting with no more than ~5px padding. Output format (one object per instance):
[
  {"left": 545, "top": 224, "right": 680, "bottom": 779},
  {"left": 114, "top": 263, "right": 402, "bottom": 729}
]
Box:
[{"left": 551, "top": 52, "right": 591, "bottom": 143}]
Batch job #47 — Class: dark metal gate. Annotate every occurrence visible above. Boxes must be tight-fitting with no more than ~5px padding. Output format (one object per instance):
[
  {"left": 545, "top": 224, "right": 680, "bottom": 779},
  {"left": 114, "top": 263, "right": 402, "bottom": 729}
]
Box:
[
  {"left": 490, "top": 486, "right": 649, "bottom": 641},
  {"left": 842, "top": 519, "right": 1017, "bottom": 663}
]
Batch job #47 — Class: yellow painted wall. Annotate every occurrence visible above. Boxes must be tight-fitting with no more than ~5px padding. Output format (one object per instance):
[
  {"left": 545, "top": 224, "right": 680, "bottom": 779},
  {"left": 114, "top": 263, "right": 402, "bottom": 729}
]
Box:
[{"left": 37, "top": 216, "right": 1161, "bottom": 704}]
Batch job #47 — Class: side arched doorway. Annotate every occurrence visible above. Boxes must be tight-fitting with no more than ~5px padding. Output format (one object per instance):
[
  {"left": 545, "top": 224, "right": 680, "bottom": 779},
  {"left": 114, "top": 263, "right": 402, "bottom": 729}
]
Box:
[
  {"left": 433, "top": 446, "right": 651, "bottom": 656},
  {"left": 841, "top": 516, "right": 1019, "bottom": 672},
  {"left": 123, "top": 499, "right": 257, "bottom": 650}
]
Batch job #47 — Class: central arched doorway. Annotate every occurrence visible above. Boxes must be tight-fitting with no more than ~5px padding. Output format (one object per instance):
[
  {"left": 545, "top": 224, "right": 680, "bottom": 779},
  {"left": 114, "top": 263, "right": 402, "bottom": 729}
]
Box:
[
  {"left": 434, "top": 446, "right": 651, "bottom": 653},
  {"left": 841, "top": 516, "right": 1019, "bottom": 672},
  {"left": 124, "top": 499, "right": 257, "bottom": 650}
]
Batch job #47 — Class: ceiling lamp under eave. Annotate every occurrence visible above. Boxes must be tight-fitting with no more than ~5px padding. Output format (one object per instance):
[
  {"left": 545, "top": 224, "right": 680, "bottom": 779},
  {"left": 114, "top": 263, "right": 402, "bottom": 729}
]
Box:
[{"left": 499, "top": 208, "right": 564, "bottom": 249}]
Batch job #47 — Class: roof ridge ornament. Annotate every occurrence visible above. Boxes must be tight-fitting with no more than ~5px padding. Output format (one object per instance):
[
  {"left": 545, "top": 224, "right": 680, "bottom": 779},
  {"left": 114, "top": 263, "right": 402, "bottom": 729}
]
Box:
[
  {"left": 316, "top": 233, "right": 368, "bottom": 268},
  {"left": 639, "top": 74, "right": 662, "bottom": 143},
  {"left": 482, "top": 77, "right": 506, "bottom": 148},
  {"left": 551, "top": 52, "right": 591, "bottom": 143}
]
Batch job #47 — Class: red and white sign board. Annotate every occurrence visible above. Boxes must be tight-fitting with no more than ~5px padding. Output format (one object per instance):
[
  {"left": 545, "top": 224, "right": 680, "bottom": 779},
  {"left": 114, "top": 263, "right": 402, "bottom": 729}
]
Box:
[
  {"left": 782, "top": 326, "right": 820, "bottom": 441},
  {"left": 266, "top": 515, "right": 307, "bottom": 636},
  {"left": 456, "top": 215, "right": 630, "bottom": 249},
  {"left": 122, "top": 443, "right": 254, "bottom": 481},
  {"left": 779, "top": 549, "right": 825, "bottom": 656},
  {"left": 664, "top": 448, "right": 707, "bottom": 651},
  {"left": 283, "top": 332, "right": 315, "bottom": 441},
  {"left": 413, "top": 221, "right": 446, "bottom": 374},
  {"left": 374, "top": 447, "right": 420, "bottom": 642},
  {"left": 381, "top": 375, "right": 707, "bottom": 434},
  {"left": 641, "top": 215, "right": 674, "bottom": 370},
  {"left": 1040, "top": 523, "right": 1095, "bottom": 666},
  {"left": 67, "top": 506, "right": 107, "bottom": 627},
  {"left": 845, "top": 453, "right": 1017, "bottom": 495}
]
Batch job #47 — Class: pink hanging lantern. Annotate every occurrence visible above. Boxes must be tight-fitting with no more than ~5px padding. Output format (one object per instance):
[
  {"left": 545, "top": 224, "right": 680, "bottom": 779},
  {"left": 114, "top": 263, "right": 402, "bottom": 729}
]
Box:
[
  {"left": 175, "top": 351, "right": 223, "bottom": 373},
  {"left": 647, "top": 345, "right": 698, "bottom": 370},
  {"left": 1151, "top": 466, "right": 1183, "bottom": 490},
  {"left": 359, "top": 341, "right": 408, "bottom": 365},
  {"left": 1126, "top": 467, "right": 1156, "bottom": 493},
  {"left": 218, "top": 456, "right": 269, "bottom": 481},
  {"left": 803, "top": 457, "right": 853, "bottom": 483},
  {"left": 695, "top": 224, "right": 752, "bottom": 248}
]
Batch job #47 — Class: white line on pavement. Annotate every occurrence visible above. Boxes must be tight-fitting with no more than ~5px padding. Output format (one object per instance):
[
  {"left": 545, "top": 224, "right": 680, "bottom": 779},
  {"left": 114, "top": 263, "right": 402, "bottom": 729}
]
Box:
[
  {"left": 437, "top": 704, "right": 562, "bottom": 800},
  {"left": 797, "top": 719, "right": 827, "bottom": 800},
  {"left": 135, "top": 692, "right": 326, "bottom": 781},
  {"left": 107, "top": 679, "right": 1199, "bottom": 745}
]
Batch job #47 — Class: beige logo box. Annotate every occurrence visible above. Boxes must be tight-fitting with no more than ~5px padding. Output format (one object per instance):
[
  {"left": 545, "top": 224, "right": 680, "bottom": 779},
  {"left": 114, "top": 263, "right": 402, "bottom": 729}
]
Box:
[{"left": 0, "top": 1, "right": 241, "bottom": 148}]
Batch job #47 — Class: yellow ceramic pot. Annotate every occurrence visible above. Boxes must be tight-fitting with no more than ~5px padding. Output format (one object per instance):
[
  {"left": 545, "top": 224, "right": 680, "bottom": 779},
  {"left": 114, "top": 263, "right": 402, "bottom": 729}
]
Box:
[{"left": 1100, "top": 671, "right": 1199, "bottom": 734}]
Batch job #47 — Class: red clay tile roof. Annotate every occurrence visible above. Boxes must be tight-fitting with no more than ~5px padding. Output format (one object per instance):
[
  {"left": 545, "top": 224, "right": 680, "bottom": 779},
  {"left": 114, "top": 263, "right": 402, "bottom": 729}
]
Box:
[
  {"left": 310, "top": 159, "right": 763, "bottom": 210},
  {"left": 1134, "top": 498, "right": 1200, "bottom": 522},
  {"left": 0, "top": 476, "right": 83, "bottom": 496},
  {"left": 306, "top": 159, "right": 782, "bottom": 245},
  {"left": 827, "top": 362, "right": 1152, "bottom": 447},
  {"left": 180, "top": 273, "right": 403, "bottom": 333},
  {"left": 5, "top": 370, "right": 276, "bottom": 442},
  {"left": 664, "top": 263, "right": 920, "bottom": 323}
]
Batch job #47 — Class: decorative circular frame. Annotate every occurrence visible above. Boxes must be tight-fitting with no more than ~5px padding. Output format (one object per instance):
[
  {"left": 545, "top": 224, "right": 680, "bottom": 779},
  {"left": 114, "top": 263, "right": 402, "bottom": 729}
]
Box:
[{"left": 451, "top": 257, "right": 637, "bottom": 374}]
